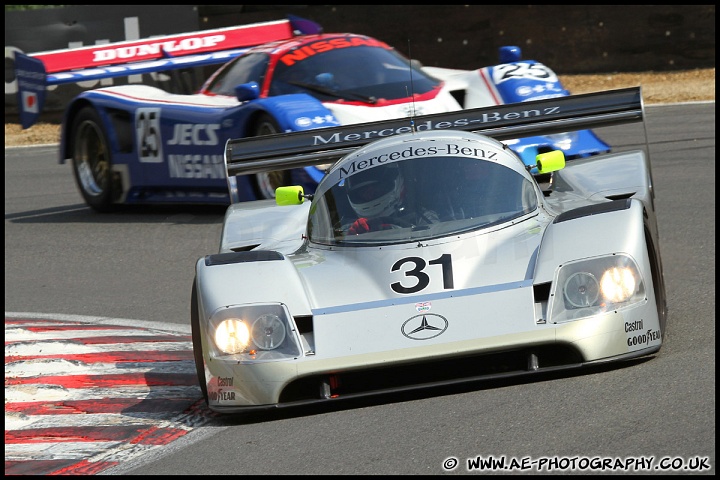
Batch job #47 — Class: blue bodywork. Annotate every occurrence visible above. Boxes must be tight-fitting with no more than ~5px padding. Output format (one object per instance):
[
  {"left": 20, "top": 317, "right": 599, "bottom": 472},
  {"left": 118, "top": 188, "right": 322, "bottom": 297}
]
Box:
[{"left": 58, "top": 88, "right": 338, "bottom": 204}]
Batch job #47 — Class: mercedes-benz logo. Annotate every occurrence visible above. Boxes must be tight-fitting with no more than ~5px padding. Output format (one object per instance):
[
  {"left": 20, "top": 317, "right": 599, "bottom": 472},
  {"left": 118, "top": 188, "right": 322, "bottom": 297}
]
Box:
[{"left": 401, "top": 314, "right": 448, "bottom": 340}]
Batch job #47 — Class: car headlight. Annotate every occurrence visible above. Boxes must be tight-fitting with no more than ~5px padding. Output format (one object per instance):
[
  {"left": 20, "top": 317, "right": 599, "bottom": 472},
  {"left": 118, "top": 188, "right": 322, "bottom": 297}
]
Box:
[
  {"left": 563, "top": 271, "right": 600, "bottom": 307},
  {"left": 251, "top": 313, "right": 287, "bottom": 350},
  {"left": 214, "top": 317, "right": 251, "bottom": 354},
  {"left": 549, "top": 254, "right": 646, "bottom": 323},
  {"left": 209, "top": 303, "right": 301, "bottom": 361}
]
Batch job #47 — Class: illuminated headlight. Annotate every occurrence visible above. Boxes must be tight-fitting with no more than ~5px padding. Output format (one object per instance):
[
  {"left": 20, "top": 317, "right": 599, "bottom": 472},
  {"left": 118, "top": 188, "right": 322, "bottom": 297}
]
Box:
[
  {"left": 209, "top": 303, "right": 301, "bottom": 361},
  {"left": 549, "top": 254, "right": 646, "bottom": 323},
  {"left": 214, "top": 318, "right": 251, "bottom": 354}
]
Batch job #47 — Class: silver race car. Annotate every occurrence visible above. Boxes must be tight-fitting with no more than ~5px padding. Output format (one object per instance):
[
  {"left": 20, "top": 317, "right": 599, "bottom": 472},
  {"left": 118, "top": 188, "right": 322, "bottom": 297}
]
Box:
[{"left": 191, "top": 87, "right": 667, "bottom": 413}]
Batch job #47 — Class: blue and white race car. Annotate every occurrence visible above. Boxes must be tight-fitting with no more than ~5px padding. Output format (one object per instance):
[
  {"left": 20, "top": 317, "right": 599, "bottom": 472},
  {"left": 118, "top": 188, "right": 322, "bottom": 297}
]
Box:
[{"left": 15, "top": 15, "right": 610, "bottom": 212}]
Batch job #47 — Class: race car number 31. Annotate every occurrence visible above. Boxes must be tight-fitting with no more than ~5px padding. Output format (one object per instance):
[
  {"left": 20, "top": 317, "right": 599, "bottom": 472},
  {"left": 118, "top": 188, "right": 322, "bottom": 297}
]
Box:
[{"left": 391, "top": 254, "right": 454, "bottom": 294}]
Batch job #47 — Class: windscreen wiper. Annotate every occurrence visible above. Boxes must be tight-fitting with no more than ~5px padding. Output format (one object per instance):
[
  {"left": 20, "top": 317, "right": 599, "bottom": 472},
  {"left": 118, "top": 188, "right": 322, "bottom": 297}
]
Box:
[{"left": 288, "top": 80, "right": 378, "bottom": 104}]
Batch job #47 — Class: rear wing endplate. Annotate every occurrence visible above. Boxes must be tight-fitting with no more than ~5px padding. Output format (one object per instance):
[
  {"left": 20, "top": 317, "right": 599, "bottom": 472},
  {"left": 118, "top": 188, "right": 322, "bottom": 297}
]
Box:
[
  {"left": 225, "top": 86, "right": 645, "bottom": 177},
  {"left": 14, "top": 15, "right": 322, "bottom": 129}
]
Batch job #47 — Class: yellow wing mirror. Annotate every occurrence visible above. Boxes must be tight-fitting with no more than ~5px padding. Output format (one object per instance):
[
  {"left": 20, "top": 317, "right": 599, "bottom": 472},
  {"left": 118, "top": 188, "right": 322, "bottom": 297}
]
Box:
[
  {"left": 535, "top": 150, "right": 565, "bottom": 174},
  {"left": 276, "top": 186, "right": 306, "bottom": 206}
]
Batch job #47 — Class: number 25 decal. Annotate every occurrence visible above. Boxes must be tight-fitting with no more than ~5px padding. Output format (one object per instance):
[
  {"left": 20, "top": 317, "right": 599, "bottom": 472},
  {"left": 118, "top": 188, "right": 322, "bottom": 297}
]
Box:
[{"left": 391, "top": 254, "right": 454, "bottom": 294}]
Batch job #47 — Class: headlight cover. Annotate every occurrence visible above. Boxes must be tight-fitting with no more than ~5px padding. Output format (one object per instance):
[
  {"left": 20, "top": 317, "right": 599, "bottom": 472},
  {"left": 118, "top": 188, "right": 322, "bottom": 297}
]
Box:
[
  {"left": 208, "top": 303, "right": 302, "bottom": 361},
  {"left": 548, "top": 254, "right": 646, "bottom": 323}
]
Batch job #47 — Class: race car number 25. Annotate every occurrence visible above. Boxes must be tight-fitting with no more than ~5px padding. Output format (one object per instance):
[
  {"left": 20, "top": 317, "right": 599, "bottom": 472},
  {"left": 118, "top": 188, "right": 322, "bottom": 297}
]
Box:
[
  {"left": 391, "top": 254, "right": 454, "bottom": 294},
  {"left": 136, "top": 108, "right": 163, "bottom": 163}
]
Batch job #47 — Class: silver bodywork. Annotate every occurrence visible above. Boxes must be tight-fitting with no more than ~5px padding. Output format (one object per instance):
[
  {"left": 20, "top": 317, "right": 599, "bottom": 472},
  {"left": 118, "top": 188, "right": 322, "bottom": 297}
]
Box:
[{"left": 192, "top": 88, "right": 666, "bottom": 413}]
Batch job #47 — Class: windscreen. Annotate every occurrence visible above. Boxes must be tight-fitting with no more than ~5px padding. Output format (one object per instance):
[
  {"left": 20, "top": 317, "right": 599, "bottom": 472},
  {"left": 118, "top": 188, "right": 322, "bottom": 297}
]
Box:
[
  {"left": 269, "top": 43, "right": 440, "bottom": 102},
  {"left": 308, "top": 155, "right": 539, "bottom": 246}
]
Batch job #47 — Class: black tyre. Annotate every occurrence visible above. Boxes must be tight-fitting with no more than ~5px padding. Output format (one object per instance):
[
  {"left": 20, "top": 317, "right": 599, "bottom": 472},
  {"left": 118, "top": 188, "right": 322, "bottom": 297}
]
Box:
[
  {"left": 251, "top": 114, "right": 291, "bottom": 199},
  {"left": 70, "top": 107, "right": 119, "bottom": 212},
  {"left": 190, "top": 277, "right": 209, "bottom": 404},
  {"left": 646, "top": 228, "right": 668, "bottom": 341}
]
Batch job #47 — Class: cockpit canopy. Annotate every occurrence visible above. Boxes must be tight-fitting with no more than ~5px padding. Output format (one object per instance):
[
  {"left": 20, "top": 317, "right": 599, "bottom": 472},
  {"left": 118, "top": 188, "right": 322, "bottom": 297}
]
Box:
[{"left": 307, "top": 137, "right": 541, "bottom": 246}]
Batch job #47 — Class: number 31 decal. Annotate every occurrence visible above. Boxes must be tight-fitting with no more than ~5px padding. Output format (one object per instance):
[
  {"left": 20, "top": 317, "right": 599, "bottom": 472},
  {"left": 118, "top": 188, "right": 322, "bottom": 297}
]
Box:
[{"left": 391, "top": 254, "right": 454, "bottom": 294}]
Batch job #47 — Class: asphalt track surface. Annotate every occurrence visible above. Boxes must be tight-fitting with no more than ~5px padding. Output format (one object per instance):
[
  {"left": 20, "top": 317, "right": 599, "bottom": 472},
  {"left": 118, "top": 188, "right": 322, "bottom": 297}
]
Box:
[{"left": 4, "top": 102, "right": 715, "bottom": 475}]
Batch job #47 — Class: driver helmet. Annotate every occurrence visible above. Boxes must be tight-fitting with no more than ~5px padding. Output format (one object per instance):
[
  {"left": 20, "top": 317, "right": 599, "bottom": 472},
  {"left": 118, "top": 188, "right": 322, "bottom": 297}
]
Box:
[{"left": 347, "top": 163, "right": 405, "bottom": 218}]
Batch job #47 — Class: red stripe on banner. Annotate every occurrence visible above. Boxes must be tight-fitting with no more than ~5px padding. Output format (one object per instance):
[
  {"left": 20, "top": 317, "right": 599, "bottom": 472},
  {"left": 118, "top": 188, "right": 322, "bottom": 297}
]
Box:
[
  {"left": 6, "top": 372, "right": 199, "bottom": 388},
  {"left": 6, "top": 349, "right": 193, "bottom": 364},
  {"left": 5, "top": 458, "right": 118, "bottom": 476},
  {"left": 32, "top": 21, "right": 294, "bottom": 73},
  {"left": 4, "top": 397, "right": 200, "bottom": 415},
  {"left": 5, "top": 425, "right": 188, "bottom": 444}
]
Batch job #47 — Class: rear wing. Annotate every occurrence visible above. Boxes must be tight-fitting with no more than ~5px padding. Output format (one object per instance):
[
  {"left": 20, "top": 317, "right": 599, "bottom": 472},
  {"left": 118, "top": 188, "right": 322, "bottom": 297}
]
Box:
[
  {"left": 14, "top": 15, "right": 322, "bottom": 129},
  {"left": 225, "top": 86, "right": 645, "bottom": 178}
]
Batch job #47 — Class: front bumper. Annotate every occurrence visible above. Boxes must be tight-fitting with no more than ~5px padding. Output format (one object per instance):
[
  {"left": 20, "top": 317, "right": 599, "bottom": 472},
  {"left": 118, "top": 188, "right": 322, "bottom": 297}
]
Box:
[{"left": 201, "top": 302, "right": 662, "bottom": 413}]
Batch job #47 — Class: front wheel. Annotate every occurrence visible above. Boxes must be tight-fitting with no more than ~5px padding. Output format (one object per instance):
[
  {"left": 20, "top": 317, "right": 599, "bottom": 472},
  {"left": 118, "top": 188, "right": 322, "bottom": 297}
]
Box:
[
  {"left": 645, "top": 227, "right": 668, "bottom": 342},
  {"left": 251, "top": 114, "right": 291, "bottom": 199},
  {"left": 70, "top": 107, "right": 119, "bottom": 212}
]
